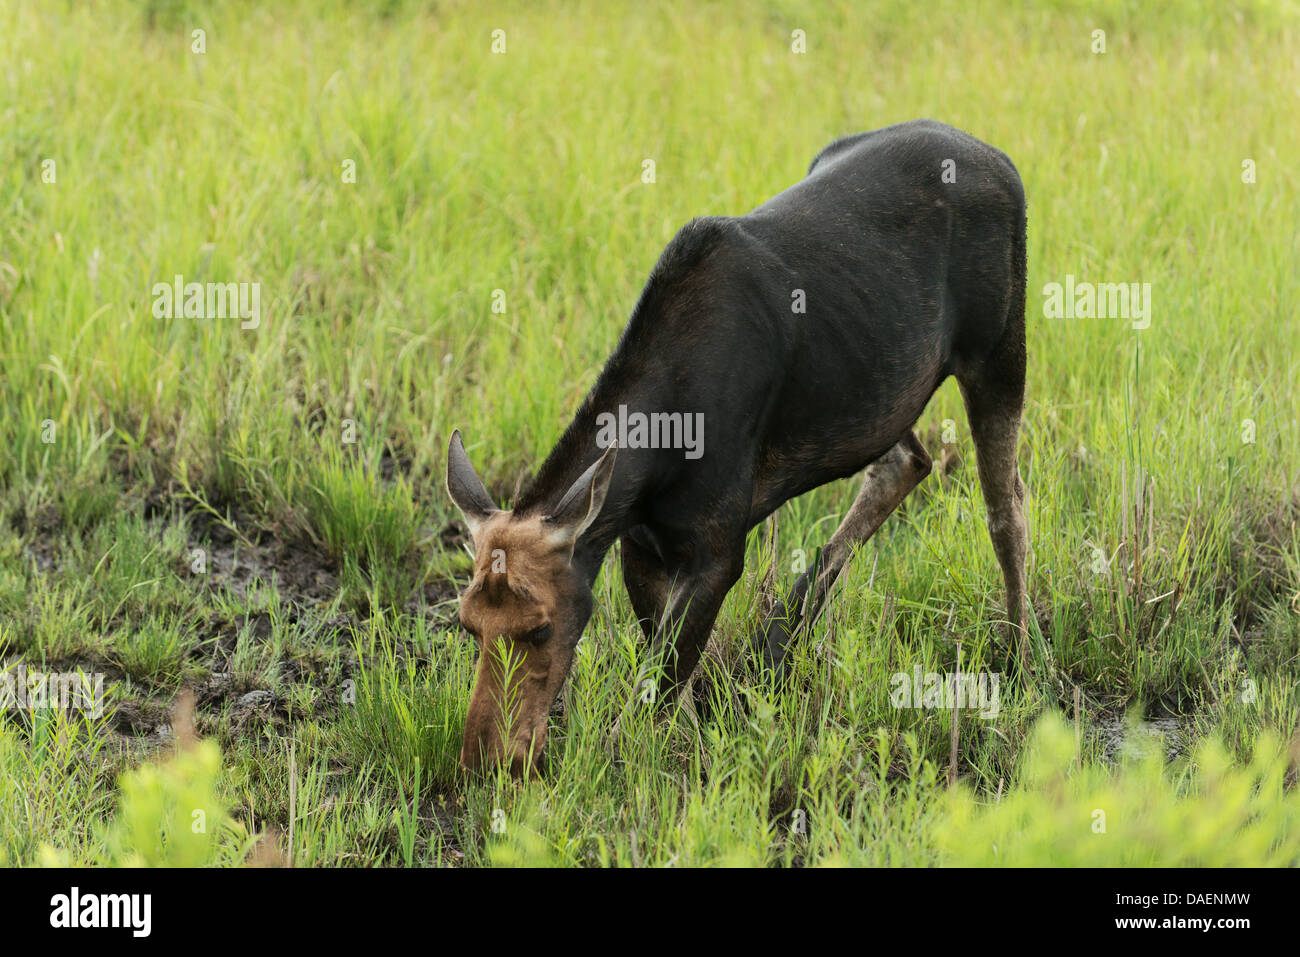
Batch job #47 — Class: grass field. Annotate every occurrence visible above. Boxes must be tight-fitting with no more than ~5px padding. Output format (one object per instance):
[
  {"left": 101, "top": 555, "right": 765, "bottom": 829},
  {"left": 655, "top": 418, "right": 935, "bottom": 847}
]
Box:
[{"left": 1, "top": 0, "right": 1298, "bottom": 867}]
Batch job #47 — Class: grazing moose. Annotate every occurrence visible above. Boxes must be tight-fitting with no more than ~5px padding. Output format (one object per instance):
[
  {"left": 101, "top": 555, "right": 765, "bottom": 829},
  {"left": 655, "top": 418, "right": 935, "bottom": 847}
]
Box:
[{"left": 448, "top": 119, "right": 1029, "bottom": 776}]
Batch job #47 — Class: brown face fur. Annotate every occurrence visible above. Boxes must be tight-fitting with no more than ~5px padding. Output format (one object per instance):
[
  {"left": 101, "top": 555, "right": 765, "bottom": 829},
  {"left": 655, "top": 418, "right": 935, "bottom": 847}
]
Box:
[
  {"left": 456, "top": 512, "right": 591, "bottom": 777},
  {"left": 447, "top": 430, "right": 615, "bottom": 777}
]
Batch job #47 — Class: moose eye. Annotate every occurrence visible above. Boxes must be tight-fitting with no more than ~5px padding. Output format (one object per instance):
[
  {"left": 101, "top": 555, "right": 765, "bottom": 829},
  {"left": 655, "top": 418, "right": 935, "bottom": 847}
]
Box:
[{"left": 520, "top": 623, "right": 553, "bottom": 645}]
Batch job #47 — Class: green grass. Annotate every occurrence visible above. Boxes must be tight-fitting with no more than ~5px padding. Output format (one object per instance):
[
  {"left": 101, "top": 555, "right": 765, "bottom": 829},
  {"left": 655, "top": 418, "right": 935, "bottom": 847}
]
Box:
[
  {"left": 0, "top": 0, "right": 1297, "bottom": 866},
  {"left": 937, "top": 713, "right": 1300, "bottom": 867}
]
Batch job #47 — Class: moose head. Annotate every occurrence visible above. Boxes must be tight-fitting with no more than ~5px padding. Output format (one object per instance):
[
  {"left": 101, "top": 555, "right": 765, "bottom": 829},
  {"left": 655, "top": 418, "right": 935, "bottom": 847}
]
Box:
[{"left": 445, "top": 430, "right": 617, "bottom": 776}]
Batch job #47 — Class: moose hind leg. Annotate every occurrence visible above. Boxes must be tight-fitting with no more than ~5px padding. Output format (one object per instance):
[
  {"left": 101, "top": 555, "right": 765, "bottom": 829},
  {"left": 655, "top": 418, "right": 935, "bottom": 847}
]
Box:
[
  {"left": 754, "top": 431, "right": 932, "bottom": 678},
  {"left": 959, "top": 361, "right": 1030, "bottom": 670}
]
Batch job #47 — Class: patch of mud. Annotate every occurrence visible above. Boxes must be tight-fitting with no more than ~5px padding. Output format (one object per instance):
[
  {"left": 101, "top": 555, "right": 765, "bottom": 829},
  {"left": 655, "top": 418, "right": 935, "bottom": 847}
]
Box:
[
  {"left": 10, "top": 503, "right": 65, "bottom": 573},
  {"left": 203, "top": 538, "right": 339, "bottom": 605},
  {"left": 102, "top": 696, "right": 179, "bottom": 759},
  {"left": 21, "top": 540, "right": 59, "bottom": 573},
  {"left": 225, "top": 687, "right": 293, "bottom": 733},
  {"left": 192, "top": 669, "right": 279, "bottom": 711},
  {"left": 182, "top": 500, "right": 344, "bottom": 608},
  {"left": 1096, "top": 714, "right": 1189, "bottom": 764},
  {"left": 13, "top": 488, "right": 475, "bottom": 785},
  {"left": 422, "top": 795, "right": 466, "bottom": 865},
  {"left": 110, "top": 697, "right": 167, "bottom": 734}
]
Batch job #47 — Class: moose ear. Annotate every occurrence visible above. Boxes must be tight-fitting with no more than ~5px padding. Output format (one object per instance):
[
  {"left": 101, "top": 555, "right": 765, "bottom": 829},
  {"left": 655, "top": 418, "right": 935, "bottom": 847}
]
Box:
[
  {"left": 544, "top": 444, "right": 617, "bottom": 551},
  {"left": 446, "top": 430, "right": 499, "bottom": 541}
]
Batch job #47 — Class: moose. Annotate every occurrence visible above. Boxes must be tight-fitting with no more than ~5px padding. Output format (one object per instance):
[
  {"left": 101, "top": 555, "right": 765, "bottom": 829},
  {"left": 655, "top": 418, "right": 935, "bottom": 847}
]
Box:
[{"left": 448, "top": 119, "right": 1029, "bottom": 776}]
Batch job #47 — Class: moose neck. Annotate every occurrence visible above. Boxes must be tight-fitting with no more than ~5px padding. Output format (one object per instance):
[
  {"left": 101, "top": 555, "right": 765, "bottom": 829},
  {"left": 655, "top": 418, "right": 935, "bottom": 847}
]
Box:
[{"left": 515, "top": 353, "right": 668, "bottom": 587}]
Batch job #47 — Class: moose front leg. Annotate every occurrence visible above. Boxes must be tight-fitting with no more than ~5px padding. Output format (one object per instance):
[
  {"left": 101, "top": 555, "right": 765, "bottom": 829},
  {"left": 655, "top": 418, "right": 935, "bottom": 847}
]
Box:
[
  {"left": 754, "top": 431, "right": 932, "bottom": 678},
  {"left": 646, "top": 555, "right": 745, "bottom": 704},
  {"left": 620, "top": 530, "right": 671, "bottom": 643},
  {"left": 614, "top": 539, "right": 744, "bottom": 714},
  {"left": 608, "top": 550, "right": 741, "bottom": 750}
]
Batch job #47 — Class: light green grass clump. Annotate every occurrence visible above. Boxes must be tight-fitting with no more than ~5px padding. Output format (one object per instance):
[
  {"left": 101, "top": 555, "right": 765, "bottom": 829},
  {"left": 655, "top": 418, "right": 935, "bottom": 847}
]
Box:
[
  {"left": 16, "top": 704, "right": 252, "bottom": 867},
  {"left": 0, "top": 709, "right": 114, "bottom": 865},
  {"left": 937, "top": 713, "right": 1300, "bottom": 866},
  {"left": 75, "top": 737, "right": 242, "bottom": 867}
]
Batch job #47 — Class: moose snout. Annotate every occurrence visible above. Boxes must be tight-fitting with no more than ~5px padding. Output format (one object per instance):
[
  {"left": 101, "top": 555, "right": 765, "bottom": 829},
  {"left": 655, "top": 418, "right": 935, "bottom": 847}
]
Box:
[
  {"left": 459, "top": 708, "right": 548, "bottom": 778},
  {"left": 459, "top": 638, "right": 566, "bottom": 778}
]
